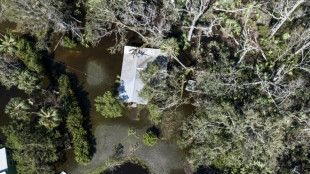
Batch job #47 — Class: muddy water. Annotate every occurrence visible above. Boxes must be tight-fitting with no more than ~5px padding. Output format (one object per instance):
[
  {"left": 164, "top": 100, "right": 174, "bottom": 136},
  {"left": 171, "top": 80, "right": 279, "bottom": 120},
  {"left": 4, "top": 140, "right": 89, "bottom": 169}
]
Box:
[{"left": 0, "top": 22, "right": 186, "bottom": 174}]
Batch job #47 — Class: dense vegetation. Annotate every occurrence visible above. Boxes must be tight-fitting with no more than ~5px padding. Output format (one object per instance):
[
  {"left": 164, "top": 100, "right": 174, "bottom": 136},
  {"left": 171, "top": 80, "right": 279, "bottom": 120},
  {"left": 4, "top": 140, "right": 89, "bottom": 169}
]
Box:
[
  {"left": 0, "top": 34, "right": 42, "bottom": 93},
  {"left": 142, "top": 131, "right": 159, "bottom": 147},
  {"left": 58, "top": 75, "right": 91, "bottom": 165},
  {"left": 1, "top": 0, "right": 310, "bottom": 173},
  {"left": 2, "top": 121, "right": 61, "bottom": 174},
  {"left": 0, "top": 29, "right": 90, "bottom": 173},
  {"left": 94, "top": 91, "right": 125, "bottom": 118}
]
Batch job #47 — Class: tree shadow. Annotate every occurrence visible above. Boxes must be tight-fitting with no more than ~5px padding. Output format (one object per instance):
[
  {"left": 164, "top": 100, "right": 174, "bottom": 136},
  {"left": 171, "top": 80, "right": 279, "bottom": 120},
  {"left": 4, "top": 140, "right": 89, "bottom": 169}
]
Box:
[
  {"left": 147, "top": 125, "right": 160, "bottom": 137},
  {"left": 195, "top": 165, "right": 221, "bottom": 174}
]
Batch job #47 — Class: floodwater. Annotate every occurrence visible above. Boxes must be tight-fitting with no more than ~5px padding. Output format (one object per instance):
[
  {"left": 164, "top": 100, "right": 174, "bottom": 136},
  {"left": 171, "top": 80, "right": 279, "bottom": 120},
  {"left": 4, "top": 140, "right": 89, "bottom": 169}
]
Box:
[{"left": 0, "top": 23, "right": 186, "bottom": 174}]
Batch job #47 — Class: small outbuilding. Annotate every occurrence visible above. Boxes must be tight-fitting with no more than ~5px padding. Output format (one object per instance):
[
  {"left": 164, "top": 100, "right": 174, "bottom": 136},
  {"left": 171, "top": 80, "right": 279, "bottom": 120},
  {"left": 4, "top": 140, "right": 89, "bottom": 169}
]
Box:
[{"left": 119, "top": 46, "right": 168, "bottom": 106}]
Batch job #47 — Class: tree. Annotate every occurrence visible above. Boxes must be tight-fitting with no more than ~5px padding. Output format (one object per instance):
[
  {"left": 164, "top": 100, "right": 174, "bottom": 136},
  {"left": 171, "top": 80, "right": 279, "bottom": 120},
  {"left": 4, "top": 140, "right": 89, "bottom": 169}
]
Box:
[
  {"left": 5, "top": 97, "right": 31, "bottom": 120},
  {"left": 85, "top": 0, "right": 178, "bottom": 49},
  {"left": 94, "top": 91, "right": 125, "bottom": 118},
  {"left": 142, "top": 131, "right": 158, "bottom": 147},
  {"left": 58, "top": 75, "right": 91, "bottom": 165},
  {"left": 0, "top": 55, "right": 21, "bottom": 89},
  {"left": 146, "top": 104, "right": 163, "bottom": 126},
  {"left": 0, "top": 34, "right": 17, "bottom": 55},
  {"left": 17, "top": 70, "right": 41, "bottom": 94},
  {"left": 0, "top": 57, "right": 41, "bottom": 93},
  {"left": 178, "top": 102, "right": 288, "bottom": 172},
  {"left": 0, "top": 0, "right": 83, "bottom": 48},
  {"left": 267, "top": 0, "right": 307, "bottom": 38},
  {"left": 2, "top": 121, "right": 61, "bottom": 174},
  {"left": 36, "top": 107, "right": 62, "bottom": 130},
  {"left": 15, "top": 37, "right": 44, "bottom": 74},
  {"left": 175, "top": 0, "right": 212, "bottom": 41}
]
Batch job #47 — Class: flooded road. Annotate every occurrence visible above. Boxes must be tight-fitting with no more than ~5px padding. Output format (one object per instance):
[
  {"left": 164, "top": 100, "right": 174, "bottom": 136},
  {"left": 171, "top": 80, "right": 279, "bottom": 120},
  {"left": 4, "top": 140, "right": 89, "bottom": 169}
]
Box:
[{"left": 0, "top": 23, "right": 186, "bottom": 174}]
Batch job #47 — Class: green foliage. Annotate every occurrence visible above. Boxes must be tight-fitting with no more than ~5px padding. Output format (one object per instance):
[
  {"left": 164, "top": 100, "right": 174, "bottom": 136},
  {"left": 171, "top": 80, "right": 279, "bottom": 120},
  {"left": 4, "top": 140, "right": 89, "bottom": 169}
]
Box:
[
  {"left": 178, "top": 102, "right": 289, "bottom": 171},
  {"left": 0, "top": 34, "right": 43, "bottom": 93},
  {"left": 219, "top": 15, "right": 242, "bottom": 36},
  {"left": 17, "top": 70, "right": 41, "bottom": 94},
  {"left": 0, "top": 56, "right": 42, "bottom": 94},
  {"left": 0, "top": 0, "right": 76, "bottom": 48},
  {"left": 58, "top": 75, "right": 91, "bottom": 165},
  {"left": 0, "top": 57, "right": 20, "bottom": 89},
  {"left": 15, "top": 37, "right": 44, "bottom": 74},
  {"left": 0, "top": 34, "right": 17, "bottom": 55},
  {"left": 142, "top": 131, "right": 158, "bottom": 147},
  {"left": 62, "top": 36, "right": 77, "bottom": 48},
  {"left": 94, "top": 91, "right": 125, "bottom": 118},
  {"left": 5, "top": 97, "right": 31, "bottom": 120},
  {"left": 282, "top": 33, "right": 291, "bottom": 40},
  {"left": 36, "top": 107, "right": 62, "bottom": 130},
  {"left": 127, "top": 128, "right": 138, "bottom": 138},
  {"left": 146, "top": 104, "right": 162, "bottom": 125},
  {"left": 2, "top": 121, "right": 61, "bottom": 174}
]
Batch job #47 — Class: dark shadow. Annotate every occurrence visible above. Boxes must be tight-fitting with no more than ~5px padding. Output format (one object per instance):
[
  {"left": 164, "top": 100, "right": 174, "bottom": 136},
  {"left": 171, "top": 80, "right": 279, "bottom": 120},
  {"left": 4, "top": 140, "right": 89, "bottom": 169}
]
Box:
[
  {"left": 112, "top": 143, "right": 124, "bottom": 158},
  {"left": 147, "top": 126, "right": 160, "bottom": 137},
  {"left": 118, "top": 80, "right": 129, "bottom": 102},
  {"left": 102, "top": 162, "right": 149, "bottom": 174},
  {"left": 195, "top": 165, "right": 221, "bottom": 174},
  {"left": 170, "top": 168, "right": 186, "bottom": 174}
]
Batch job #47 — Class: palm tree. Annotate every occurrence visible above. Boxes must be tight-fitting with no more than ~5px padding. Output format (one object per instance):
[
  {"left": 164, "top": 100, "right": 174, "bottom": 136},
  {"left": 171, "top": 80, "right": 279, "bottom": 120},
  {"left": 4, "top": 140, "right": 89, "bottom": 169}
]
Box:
[
  {"left": 17, "top": 70, "right": 41, "bottom": 94},
  {"left": 0, "top": 34, "right": 17, "bottom": 55},
  {"left": 37, "top": 107, "right": 62, "bottom": 129},
  {"left": 5, "top": 97, "right": 31, "bottom": 120}
]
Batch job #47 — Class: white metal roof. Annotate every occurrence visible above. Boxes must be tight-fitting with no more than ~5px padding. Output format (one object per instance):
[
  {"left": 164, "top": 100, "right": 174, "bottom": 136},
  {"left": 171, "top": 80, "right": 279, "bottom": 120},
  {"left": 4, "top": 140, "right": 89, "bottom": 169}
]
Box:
[
  {"left": 119, "top": 46, "right": 168, "bottom": 104},
  {"left": 0, "top": 148, "right": 8, "bottom": 172}
]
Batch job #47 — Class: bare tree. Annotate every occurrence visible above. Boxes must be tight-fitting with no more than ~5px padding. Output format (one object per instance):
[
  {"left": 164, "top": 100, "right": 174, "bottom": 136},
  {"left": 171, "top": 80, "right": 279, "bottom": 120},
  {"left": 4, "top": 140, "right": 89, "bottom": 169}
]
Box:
[
  {"left": 85, "top": 0, "right": 189, "bottom": 68},
  {"left": 267, "top": 0, "right": 306, "bottom": 38},
  {"left": 172, "top": 0, "right": 212, "bottom": 41}
]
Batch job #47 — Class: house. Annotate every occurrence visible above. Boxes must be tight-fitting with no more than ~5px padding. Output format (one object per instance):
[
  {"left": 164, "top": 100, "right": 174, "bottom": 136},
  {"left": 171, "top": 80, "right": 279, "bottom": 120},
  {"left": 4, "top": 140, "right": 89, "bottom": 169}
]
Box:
[
  {"left": 119, "top": 46, "right": 168, "bottom": 106},
  {"left": 0, "top": 148, "right": 15, "bottom": 174}
]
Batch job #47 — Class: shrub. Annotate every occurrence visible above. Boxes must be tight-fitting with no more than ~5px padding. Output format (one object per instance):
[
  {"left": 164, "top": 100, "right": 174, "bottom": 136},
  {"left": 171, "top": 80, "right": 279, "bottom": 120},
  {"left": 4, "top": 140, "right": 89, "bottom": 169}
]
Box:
[
  {"left": 62, "top": 36, "right": 77, "bottom": 48},
  {"left": 142, "top": 131, "right": 158, "bottom": 147},
  {"left": 94, "top": 91, "right": 125, "bottom": 118}
]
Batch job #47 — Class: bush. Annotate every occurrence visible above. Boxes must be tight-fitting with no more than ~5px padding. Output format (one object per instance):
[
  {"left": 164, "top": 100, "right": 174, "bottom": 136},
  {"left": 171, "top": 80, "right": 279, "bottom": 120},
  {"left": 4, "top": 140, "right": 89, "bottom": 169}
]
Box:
[
  {"left": 62, "top": 36, "right": 77, "bottom": 48},
  {"left": 94, "top": 91, "right": 125, "bottom": 118},
  {"left": 146, "top": 104, "right": 162, "bottom": 125},
  {"left": 16, "top": 37, "right": 44, "bottom": 74},
  {"left": 142, "top": 131, "right": 158, "bottom": 147}
]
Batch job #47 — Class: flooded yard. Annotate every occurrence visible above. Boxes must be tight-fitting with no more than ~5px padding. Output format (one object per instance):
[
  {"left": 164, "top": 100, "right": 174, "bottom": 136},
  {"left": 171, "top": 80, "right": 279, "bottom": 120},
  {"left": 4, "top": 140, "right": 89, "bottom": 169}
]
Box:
[
  {"left": 52, "top": 35, "right": 187, "bottom": 173},
  {"left": 0, "top": 22, "right": 186, "bottom": 174}
]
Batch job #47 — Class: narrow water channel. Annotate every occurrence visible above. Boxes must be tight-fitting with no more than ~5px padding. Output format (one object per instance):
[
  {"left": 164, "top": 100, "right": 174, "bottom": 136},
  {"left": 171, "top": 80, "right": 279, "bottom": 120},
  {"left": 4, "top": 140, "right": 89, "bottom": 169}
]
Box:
[{"left": 0, "top": 23, "right": 186, "bottom": 174}]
